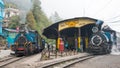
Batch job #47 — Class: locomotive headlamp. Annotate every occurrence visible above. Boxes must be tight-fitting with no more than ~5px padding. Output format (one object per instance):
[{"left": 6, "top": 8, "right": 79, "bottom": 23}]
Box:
[{"left": 92, "top": 26, "right": 99, "bottom": 33}]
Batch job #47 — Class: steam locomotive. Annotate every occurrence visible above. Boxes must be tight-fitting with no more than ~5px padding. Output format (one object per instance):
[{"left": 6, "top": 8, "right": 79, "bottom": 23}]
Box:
[
  {"left": 88, "top": 26, "right": 116, "bottom": 54},
  {"left": 11, "top": 26, "right": 45, "bottom": 56}
]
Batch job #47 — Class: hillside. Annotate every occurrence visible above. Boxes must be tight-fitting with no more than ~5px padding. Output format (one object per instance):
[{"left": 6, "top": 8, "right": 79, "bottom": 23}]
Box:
[{"left": 3, "top": 0, "right": 52, "bottom": 35}]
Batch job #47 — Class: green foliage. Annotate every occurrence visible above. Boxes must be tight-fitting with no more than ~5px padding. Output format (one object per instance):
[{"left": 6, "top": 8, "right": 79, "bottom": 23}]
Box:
[
  {"left": 26, "top": 11, "right": 37, "bottom": 30},
  {"left": 5, "top": 0, "right": 53, "bottom": 43},
  {"left": 28, "top": 0, "right": 53, "bottom": 43},
  {"left": 4, "top": 2, "right": 19, "bottom": 29},
  {"left": 9, "top": 15, "right": 20, "bottom": 29},
  {"left": 31, "top": 0, "right": 52, "bottom": 34},
  {"left": 50, "top": 11, "right": 63, "bottom": 23},
  {"left": 4, "top": 3, "right": 17, "bottom": 9}
]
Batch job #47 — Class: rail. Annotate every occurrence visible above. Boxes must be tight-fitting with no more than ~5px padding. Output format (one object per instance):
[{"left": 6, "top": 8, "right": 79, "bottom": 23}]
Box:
[
  {"left": 38, "top": 54, "right": 94, "bottom": 68},
  {"left": 0, "top": 57, "right": 24, "bottom": 67}
]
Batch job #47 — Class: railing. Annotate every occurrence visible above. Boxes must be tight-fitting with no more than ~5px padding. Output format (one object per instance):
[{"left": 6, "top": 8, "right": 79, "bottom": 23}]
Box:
[{"left": 40, "top": 44, "right": 79, "bottom": 60}]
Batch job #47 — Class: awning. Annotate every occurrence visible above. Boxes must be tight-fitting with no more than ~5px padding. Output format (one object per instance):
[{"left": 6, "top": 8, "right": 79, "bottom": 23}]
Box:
[{"left": 43, "top": 17, "right": 103, "bottom": 39}]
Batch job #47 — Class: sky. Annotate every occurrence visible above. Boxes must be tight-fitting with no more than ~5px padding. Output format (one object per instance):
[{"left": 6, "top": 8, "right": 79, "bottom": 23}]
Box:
[{"left": 41, "top": 0, "right": 120, "bottom": 32}]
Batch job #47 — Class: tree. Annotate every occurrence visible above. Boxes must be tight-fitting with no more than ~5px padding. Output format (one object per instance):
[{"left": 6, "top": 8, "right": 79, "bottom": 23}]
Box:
[
  {"left": 50, "top": 12, "right": 62, "bottom": 23},
  {"left": 9, "top": 15, "right": 20, "bottom": 29},
  {"left": 26, "top": 11, "right": 36, "bottom": 30},
  {"left": 32, "top": 0, "right": 52, "bottom": 34},
  {"left": 4, "top": 2, "right": 20, "bottom": 29},
  {"left": 4, "top": 3, "right": 17, "bottom": 9}
]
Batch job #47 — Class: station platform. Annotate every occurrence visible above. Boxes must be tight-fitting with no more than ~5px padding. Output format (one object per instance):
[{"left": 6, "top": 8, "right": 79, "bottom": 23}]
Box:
[
  {"left": 9, "top": 53, "right": 89, "bottom": 68},
  {"left": 35, "top": 53, "right": 89, "bottom": 67}
]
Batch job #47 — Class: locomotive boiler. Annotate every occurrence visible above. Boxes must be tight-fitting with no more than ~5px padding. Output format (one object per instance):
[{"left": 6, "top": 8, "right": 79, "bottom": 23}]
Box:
[
  {"left": 88, "top": 26, "right": 116, "bottom": 54},
  {"left": 11, "top": 28, "right": 44, "bottom": 56}
]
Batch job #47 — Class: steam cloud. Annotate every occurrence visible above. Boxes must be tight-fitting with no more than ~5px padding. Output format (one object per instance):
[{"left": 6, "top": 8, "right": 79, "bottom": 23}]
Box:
[{"left": 111, "top": 32, "right": 120, "bottom": 55}]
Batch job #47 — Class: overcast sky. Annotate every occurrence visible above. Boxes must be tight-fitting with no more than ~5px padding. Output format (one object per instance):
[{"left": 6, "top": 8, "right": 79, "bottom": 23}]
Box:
[{"left": 41, "top": 0, "right": 120, "bottom": 32}]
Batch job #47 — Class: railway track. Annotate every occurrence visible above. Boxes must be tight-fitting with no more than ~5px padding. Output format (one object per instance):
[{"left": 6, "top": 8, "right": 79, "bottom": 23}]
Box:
[
  {"left": 0, "top": 52, "right": 42, "bottom": 68},
  {"left": 39, "top": 54, "right": 95, "bottom": 68},
  {"left": 0, "top": 56, "right": 14, "bottom": 62},
  {"left": 0, "top": 56, "right": 24, "bottom": 67}
]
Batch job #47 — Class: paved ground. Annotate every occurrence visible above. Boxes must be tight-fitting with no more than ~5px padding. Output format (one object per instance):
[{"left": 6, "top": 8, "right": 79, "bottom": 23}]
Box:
[
  {"left": 4, "top": 53, "right": 88, "bottom": 68},
  {"left": 4, "top": 53, "right": 42, "bottom": 68},
  {"left": 0, "top": 40, "right": 120, "bottom": 68},
  {"left": 71, "top": 54, "right": 120, "bottom": 68},
  {"left": 1, "top": 50, "right": 120, "bottom": 68},
  {"left": 0, "top": 50, "right": 13, "bottom": 59}
]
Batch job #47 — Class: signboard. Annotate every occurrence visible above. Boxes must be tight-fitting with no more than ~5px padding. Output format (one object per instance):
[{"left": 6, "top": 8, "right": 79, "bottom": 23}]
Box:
[{"left": 58, "top": 19, "right": 95, "bottom": 31}]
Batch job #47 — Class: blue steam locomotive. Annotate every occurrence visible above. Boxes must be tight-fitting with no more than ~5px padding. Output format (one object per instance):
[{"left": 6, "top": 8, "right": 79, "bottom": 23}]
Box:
[
  {"left": 88, "top": 25, "right": 116, "bottom": 54},
  {"left": 11, "top": 27, "right": 45, "bottom": 56}
]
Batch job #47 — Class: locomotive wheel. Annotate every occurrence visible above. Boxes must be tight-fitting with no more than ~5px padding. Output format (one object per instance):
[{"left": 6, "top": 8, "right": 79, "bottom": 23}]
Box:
[
  {"left": 25, "top": 46, "right": 29, "bottom": 56},
  {"left": 15, "top": 53, "right": 19, "bottom": 57},
  {"left": 29, "top": 44, "right": 34, "bottom": 55},
  {"left": 87, "top": 44, "right": 97, "bottom": 54},
  {"left": 106, "top": 44, "right": 111, "bottom": 54},
  {"left": 101, "top": 43, "right": 111, "bottom": 54},
  {"left": 15, "top": 50, "right": 22, "bottom": 57},
  {"left": 15, "top": 51, "right": 19, "bottom": 57}
]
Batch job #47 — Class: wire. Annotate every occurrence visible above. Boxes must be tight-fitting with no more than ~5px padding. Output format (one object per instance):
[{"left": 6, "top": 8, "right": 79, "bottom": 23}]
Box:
[
  {"left": 105, "top": 14, "right": 120, "bottom": 21},
  {"left": 93, "top": 0, "right": 112, "bottom": 17},
  {"left": 106, "top": 19, "right": 120, "bottom": 23},
  {"left": 83, "top": 8, "right": 85, "bottom": 17}
]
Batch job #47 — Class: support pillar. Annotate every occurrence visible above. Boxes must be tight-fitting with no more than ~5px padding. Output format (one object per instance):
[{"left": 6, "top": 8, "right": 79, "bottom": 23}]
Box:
[
  {"left": 55, "top": 30, "right": 60, "bottom": 58},
  {"left": 85, "top": 37, "right": 88, "bottom": 49},
  {"left": 78, "top": 28, "right": 83, "bottom": 52},
  {"left": 78, "top": 28, "right": 80, "bottom": 52},
  {"left": 85, "top": 29, "right": 88, "bottom": 50},
  {"left": 57, "top": 38, "right": 60, "bottom": 50}
]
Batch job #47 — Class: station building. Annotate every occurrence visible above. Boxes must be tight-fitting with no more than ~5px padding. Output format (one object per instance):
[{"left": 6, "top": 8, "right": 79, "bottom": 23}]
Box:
[
  {"left": 43, "top": 17, "right": 103, "bottom": 52},
  {"left": 0, "top": 0, "right": 4, "bottom": 33}
]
